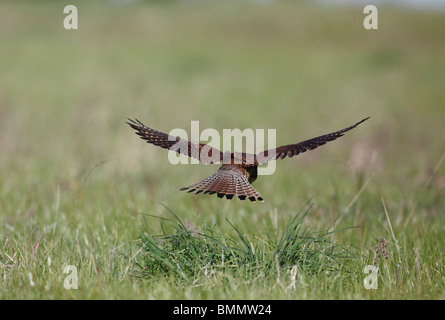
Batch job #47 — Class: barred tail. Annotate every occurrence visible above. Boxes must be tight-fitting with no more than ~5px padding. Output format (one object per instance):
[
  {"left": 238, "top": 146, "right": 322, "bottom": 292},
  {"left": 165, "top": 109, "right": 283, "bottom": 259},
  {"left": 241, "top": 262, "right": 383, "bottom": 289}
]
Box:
[{"left": 179, "top": 166, "right": 263, "bottom": 202}]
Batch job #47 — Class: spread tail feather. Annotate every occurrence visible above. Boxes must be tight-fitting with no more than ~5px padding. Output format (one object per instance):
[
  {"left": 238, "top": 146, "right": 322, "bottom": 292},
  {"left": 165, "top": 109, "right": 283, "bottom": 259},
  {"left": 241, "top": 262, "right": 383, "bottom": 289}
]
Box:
[{"left": 179, "top": 167, "right": 263, "bottom": 202}]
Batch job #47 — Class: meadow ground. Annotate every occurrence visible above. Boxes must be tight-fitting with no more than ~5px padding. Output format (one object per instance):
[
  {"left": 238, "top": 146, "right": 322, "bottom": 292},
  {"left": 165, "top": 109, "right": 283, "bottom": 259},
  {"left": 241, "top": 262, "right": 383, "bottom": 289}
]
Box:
[{"left": 0, "top": 0, "right": 444, "bottom": 300}]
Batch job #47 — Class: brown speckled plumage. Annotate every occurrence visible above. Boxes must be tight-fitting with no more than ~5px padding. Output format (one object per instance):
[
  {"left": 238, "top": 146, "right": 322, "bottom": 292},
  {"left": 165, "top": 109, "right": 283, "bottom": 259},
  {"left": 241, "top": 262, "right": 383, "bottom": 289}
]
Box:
[{"left": 127, "top": 117, "right": 369, "bottom": 202}]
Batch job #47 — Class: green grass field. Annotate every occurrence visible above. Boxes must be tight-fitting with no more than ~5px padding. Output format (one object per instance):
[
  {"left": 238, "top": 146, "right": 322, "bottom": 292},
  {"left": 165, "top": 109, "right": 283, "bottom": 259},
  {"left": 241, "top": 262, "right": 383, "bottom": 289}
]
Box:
[{"left": 1, "top": 0, "right": 444, "bottom": 300}]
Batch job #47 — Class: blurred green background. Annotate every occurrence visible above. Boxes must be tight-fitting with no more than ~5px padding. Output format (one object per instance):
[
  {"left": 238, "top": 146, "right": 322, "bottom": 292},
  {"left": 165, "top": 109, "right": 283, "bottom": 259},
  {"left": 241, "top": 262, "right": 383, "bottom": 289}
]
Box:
[{"left": 0, "top": 0, "right": 444, "bottom": 299}]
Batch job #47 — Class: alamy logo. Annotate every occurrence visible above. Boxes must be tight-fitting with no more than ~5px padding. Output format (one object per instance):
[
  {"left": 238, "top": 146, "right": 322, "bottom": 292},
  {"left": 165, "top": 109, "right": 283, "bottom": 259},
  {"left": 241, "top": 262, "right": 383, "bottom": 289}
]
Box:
[
  {"left": 363, "top": 265, "right": 379, "bottom": 290},
  {"left": 63, "top": 265, "right": 78, "bottom": 290},
  {"left": 363, "top": 5, "right": 378, "bottom": 30},
  {"left": 63, "top": 5, "right": 78, "bottom": 30},
  {"left": 167, "top": 121, "right": 277, "bottom": 176}
]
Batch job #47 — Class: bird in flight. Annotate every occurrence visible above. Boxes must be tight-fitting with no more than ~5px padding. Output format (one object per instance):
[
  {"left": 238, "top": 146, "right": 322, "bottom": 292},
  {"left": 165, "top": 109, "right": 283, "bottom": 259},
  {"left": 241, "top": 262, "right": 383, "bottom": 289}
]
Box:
[{"left": 127, "top": 117, "right": 369, "bottom": 202}]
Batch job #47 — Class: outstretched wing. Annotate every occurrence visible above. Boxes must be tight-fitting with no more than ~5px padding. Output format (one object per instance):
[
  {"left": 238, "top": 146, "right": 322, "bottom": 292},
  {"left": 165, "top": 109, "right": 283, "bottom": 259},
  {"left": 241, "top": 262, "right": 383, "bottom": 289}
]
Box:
[
  {"left": 247, "top": 117, "right": 369, "bottom": 165},
  {"left": 127, "top": 118, "right": 223, "bottom": 164}
]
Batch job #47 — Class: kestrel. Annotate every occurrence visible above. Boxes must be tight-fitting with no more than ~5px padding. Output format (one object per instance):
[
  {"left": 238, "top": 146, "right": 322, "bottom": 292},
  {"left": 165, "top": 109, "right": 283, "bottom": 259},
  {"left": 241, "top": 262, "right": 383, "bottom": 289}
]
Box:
[{"left": 127, "top": 117, "right": 369, "bottom": 202}]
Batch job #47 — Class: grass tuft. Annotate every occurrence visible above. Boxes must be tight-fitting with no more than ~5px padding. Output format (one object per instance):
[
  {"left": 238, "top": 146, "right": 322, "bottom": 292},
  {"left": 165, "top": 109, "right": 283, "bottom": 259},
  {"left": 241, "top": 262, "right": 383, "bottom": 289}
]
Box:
[{"left": 135, "top": 202, "right": 357, "bottom": 284}]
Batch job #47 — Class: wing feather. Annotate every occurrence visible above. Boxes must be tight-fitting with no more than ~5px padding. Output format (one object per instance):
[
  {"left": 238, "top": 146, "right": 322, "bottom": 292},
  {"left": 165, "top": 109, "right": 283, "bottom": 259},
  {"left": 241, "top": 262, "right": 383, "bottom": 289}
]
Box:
[
  {"left": 127, "top": 118, "right": 223, "bottom": 164},
  {"left": 245, "top": 117, "right": 369, "bottom": 165}
]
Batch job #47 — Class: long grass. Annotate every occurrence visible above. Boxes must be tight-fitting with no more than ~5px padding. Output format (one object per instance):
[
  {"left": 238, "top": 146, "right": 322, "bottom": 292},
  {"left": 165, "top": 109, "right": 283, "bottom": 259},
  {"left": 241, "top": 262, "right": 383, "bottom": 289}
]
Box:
[{"left": 135, "top": 202, "right": 357, "bottom": 284}]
